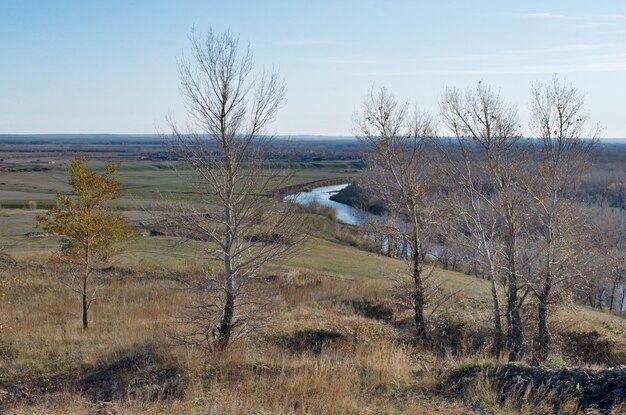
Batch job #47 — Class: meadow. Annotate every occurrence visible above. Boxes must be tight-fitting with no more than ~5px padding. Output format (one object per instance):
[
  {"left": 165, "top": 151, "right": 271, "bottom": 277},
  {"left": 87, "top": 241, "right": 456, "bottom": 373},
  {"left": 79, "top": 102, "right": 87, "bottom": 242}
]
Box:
[
  {"left": 0, "top": 159, "right": 357, "bottom": 210},
  {"left": 1, "top": 148, "right": 625, "bottom": 414}
]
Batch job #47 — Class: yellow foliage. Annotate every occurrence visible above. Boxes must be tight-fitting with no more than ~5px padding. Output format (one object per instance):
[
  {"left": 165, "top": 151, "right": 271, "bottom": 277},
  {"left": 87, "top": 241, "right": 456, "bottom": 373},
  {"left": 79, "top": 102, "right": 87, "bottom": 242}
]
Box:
[{"left": 36, "top": 156, "right": 133, "bottom": 267}]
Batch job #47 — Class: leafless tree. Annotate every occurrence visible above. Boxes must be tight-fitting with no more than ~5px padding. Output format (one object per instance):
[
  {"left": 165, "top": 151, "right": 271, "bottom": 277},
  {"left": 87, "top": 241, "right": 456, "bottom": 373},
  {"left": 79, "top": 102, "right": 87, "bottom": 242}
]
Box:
[
  {"left": 439, "top": 82, "right": 528, "bottom": 361},
  {"left": 587, "top": 206, "right": 625, "bottom": 313},
  {"left": 525, "top": 77, "right": 598, "bottom": 362},
  {"left": 354, "top": 87, "right": 441, "bottom": 340},
  {"left": 166, "top": 28, "right": 303, "bottom": 350},
  {"left": 434, "top": 135, "right": 507, "bottom": 356}
]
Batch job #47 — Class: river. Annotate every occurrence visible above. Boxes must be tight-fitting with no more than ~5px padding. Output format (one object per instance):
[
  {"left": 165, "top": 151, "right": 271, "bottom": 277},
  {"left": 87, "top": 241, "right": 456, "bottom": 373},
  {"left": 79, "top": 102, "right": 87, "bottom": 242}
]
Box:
[
  {"left": 285, "top": 183, "right": 626, "bottom": 311},
  {"left": 283, "top": 183, "right": 369, "bottom": 225}
]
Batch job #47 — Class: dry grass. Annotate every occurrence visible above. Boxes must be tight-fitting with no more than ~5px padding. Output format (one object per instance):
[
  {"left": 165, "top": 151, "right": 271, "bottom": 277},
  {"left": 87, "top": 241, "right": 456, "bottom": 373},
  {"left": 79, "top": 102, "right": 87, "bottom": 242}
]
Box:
[{"left": 1, "top": 252, "right": 624, "bottom": 414}]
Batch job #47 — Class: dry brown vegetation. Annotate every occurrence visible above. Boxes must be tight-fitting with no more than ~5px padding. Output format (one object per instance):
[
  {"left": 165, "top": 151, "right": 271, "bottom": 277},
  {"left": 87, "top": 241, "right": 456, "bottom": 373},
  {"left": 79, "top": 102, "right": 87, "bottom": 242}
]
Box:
[{"left": 1, "top": 251, "right": 624, "bottom": 414}]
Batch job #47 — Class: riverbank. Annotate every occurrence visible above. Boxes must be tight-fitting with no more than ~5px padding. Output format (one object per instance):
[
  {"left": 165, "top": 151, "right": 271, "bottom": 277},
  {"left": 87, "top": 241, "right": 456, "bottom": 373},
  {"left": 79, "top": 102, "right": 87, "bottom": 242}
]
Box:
[
  {"left": 283, "top": 183, "right": 375, "bottom": 225},
  {"left": 275, "top": 177, "right": 354, "bottom": 198}
]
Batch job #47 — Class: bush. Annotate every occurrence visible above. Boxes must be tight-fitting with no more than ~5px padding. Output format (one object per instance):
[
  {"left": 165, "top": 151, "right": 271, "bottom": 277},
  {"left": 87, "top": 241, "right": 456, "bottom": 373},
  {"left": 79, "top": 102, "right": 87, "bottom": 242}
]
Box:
[
  {"left": 306, "top": 201, "right": 337, "bottom": 221},
  {"left": 277, "top": 329, "right": 345, "bottom": 354},
  {"left": 560, "top": 330, "right": 626, "bottom": 366},
  {"left": 80, "top": 344, "right": 186, "bottom": 402},
  {"left": 346, "top": 299, "right": 394, "bottom": 322},
  {"left": 427, "top": 312, "right": 492, "bottom": 357},
  {"left": 445, "top": 363, "right": 626, "bottom": 413}
]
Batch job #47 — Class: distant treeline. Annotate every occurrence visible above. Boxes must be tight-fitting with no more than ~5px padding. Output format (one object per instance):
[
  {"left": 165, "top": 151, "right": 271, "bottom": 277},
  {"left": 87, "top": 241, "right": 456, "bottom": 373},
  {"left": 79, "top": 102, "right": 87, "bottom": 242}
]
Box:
[
  {"left": 578, "top": 144, "right": 626, "bottom": 209},
  {"left": 332, "top": 143, "right": 626, "bottom": 211}
]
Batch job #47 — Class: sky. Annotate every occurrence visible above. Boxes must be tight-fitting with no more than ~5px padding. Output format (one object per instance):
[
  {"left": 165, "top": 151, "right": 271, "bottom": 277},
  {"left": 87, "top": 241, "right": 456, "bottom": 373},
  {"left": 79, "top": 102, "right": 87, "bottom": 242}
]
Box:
[{"left": 1, "top": 0, "right": 625, "bottom": 138}]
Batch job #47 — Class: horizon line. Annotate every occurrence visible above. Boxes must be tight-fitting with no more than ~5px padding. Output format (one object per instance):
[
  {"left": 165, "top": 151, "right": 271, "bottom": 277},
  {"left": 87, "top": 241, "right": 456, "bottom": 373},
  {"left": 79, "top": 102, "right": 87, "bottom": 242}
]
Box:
[{"left": 1, "top": 133, "right": 626, "bottom": 141}]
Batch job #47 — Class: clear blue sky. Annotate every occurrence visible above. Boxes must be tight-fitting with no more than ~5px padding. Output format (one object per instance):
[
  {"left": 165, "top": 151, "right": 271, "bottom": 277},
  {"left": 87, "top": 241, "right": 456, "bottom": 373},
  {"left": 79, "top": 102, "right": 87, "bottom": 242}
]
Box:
[{"left": 1, "top": 0, "right": 625, "bottom": 137}]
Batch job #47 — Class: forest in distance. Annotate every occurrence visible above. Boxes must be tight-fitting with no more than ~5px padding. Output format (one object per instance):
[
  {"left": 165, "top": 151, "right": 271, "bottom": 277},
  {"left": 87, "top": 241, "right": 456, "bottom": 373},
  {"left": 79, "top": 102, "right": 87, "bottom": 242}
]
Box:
[{"left": 1, "top": 27, "right": 626, "bottom": 415}]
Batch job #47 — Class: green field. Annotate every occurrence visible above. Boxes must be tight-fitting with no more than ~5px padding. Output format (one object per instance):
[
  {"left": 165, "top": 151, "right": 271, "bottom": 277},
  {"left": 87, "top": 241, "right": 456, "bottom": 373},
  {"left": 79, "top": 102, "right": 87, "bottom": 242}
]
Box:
[{"left": 0, "top": 159, "right": 356, "bottom": 209}]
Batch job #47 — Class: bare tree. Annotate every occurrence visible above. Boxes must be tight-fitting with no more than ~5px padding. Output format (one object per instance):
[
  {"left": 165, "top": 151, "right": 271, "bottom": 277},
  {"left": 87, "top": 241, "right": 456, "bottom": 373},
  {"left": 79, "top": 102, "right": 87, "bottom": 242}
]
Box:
[
  {"left": 433, "top": 128, "right": 506, "bottom": 357},
  {"left": 355, "top": 87, "right": 441, "bottom": 340},
  {"left": 439, "top": 82, "right": 528, "bottom": 361},
  {"left": 586, "top": 203, "right": 626, "bottom": 314},
  {"left": 526, "top": 77, "right": 598, "bottom": 363},
  {"left": 166, "top": 28, "right": 303, "bottom": 350},
  {"left": 604, "top": 236, "right": 626, "bottom": 314}
]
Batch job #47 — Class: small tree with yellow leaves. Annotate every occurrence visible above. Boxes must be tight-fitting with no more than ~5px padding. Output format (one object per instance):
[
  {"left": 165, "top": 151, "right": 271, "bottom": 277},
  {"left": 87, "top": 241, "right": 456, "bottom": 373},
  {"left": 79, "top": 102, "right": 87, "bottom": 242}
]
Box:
[{"left": 37, "top": 157, "right": 132, "bottom": 329}]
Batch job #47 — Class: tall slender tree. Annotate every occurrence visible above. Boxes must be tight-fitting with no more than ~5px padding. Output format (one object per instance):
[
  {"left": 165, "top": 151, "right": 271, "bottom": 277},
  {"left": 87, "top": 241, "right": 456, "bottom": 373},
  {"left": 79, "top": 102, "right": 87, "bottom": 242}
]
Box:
[
  {"left": 168, "top": 28, "right": 303, "bottom": 350},
  {"left": 526, "top": 77, "right": 598, "bottom": 362},
  {"left": 439, "top": 82, "right": 527, "bottom": 360},
  {"left": 436, "top": 107, "right": 506, "bottom": 357},
  {"left": 354, "top": 87, "right": 440, "bottom": 340}
]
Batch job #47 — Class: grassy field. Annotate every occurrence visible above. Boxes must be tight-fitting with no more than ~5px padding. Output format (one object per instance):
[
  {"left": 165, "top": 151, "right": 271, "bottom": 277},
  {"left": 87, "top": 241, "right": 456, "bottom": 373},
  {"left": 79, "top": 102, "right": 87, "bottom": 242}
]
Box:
[
  {"left": 0, "top": 159, "right": 357, "bottom": 209},
  {"left": 1, "top": 236, "right": 625, "bottom": 414},
  {"left": 1, "top": 156, "right": 625, "bottom": 414}
]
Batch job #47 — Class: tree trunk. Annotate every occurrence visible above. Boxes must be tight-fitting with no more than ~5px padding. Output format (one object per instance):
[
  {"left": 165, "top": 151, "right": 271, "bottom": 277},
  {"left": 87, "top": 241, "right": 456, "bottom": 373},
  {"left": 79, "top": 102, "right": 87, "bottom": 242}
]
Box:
[
  {"left": 506, "top": 235, "right": 522, "bottom": 361},
  {"left": 218, "top": 291, "right": 235, "bottom": 349},
  {"left": 82, "top": 274, "right": 89, "bottom": 329},
  {"left": 451, "top": 258, "right": 458, "bottom": 272},
  {"left": 472, "top": 254, "right": 479, "bottom": 278},
  {"left": 609, "top": 280, "right": 618, "bottom": 312},
  {"left": 82, "top": 287, "right": 88, "bottom": 329},
  {"left": 534, "top": 295, "right": 549, "bottom": 364},
  {"left": 488, "top": 271, "right": 503, "bottom": 357},
  {"left": 534, "top": 225, "right": 554, "bottom": 364},
  {"left": 507, "top": 281, "right": 522, "bottom": 361},
  {"left": 82, "top": 248, "right": 90, "bottom": 329},
  {"left": 218, "top": 222, "right": 236, "bottom": 348},
  {"left": 412, "top": 248, "right": 427, "bottom": 341},
  {"left": 597, "top": 288, "right": 605, "bottom": 310}
]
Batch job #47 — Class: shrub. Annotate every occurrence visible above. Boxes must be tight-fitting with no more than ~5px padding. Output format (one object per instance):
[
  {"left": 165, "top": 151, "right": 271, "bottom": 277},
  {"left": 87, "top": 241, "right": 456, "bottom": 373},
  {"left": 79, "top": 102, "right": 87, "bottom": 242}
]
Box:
[
  {"left": 560, "top": 330, "right": 625, "bottom": 366},
  {"left": 277, "top": 329, "right": 345, "bottom": 354}
]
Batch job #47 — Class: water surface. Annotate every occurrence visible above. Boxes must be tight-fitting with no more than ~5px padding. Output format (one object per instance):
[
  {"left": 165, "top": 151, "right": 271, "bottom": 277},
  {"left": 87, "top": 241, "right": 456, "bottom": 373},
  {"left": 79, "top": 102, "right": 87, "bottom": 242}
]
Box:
[{"left": 284, "top": 183, "right": 368, "bottom": 225}]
